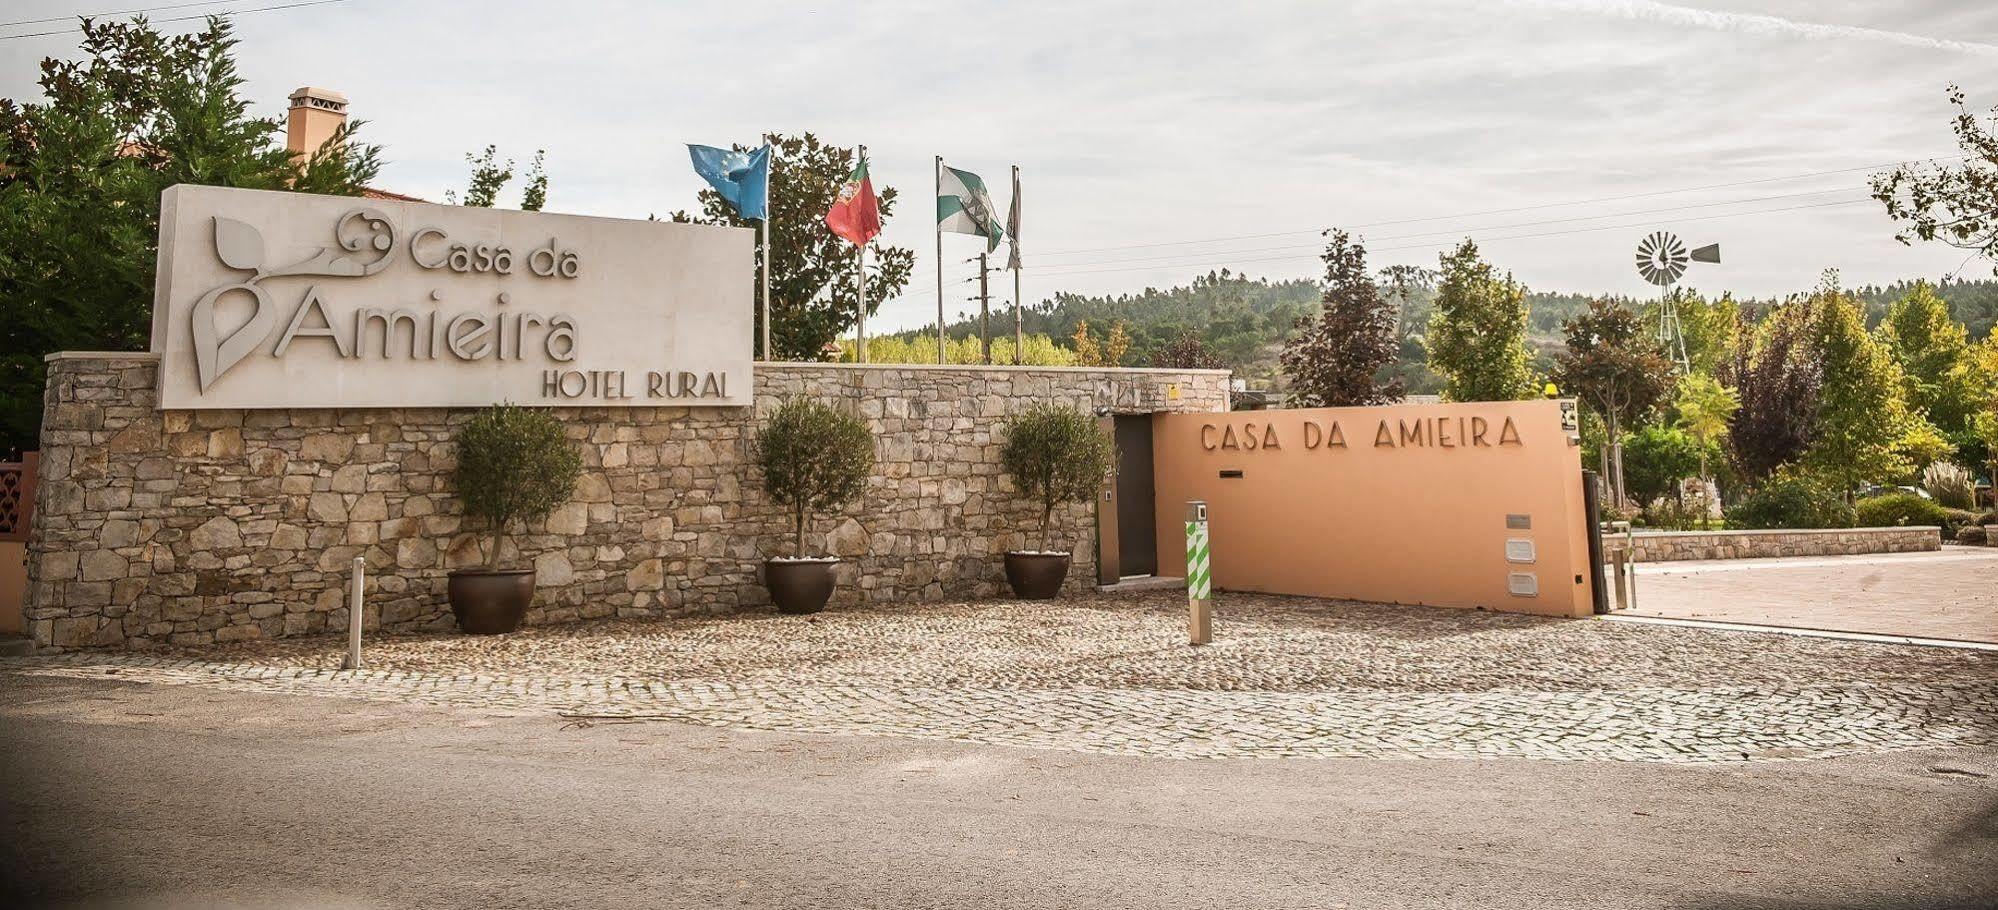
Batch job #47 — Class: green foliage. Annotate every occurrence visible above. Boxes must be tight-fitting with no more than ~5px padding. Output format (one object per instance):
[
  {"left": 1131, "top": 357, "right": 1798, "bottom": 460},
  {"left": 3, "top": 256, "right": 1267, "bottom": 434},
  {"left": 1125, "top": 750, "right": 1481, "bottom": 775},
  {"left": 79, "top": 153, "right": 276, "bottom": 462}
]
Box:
[
  {"left": 1280, "top": 230, "right": 1401, "bottom": 406},
  {"left": 1426, "top": 240, "right": 1536, "bottom": 402},
  {"left": 999, "top": 403, "right": 1113, "bottom": 553},
  {"left": 1673, "top": 372, "right": 1739, "bottom": 480},
  {"left": 451, "top": 405, "right": 582, "bottom": 570},
  {"left": 1726, "top": 470, "right": 1854, "bottom": 530},
  {"left": 754, "top": 398, "right": 875, "bottom": 556},
  {"left": 849, "top": 333, "right": 1076, "bottom": 366},
  {"left": 1622, "top": 425, "right": 1704, "bottom": 506},
  {"left": 1804, "top": 280, "right": 1925, "bottom": 494},
  {"left": 445, "top": 145, "right": 549, "bottom": 211},
  {"left": 1151, "top": 329, "right": 1222, "bottom": 370},
  {"left": 1853, "top": 492, "right": 1949, "bottom": 530},
  {"left": 1877, "top": 280, "right": 1978, "bottom": 432},
  {"left": 1871, "top": 85, "right": 1998, "bottom": 276},
  {"left": 675, "top": 133, "right": 915, "bottom": 360},
  {"left": 0, "top": 16, "right": 381, "bottom": 454}
]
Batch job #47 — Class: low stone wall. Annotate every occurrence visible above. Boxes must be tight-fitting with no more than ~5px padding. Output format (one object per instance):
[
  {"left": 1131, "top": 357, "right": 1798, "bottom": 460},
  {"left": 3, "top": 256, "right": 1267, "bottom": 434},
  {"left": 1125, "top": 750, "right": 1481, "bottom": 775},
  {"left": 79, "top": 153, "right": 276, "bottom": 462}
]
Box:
[
  {"left": 1627, "top": 526, "right": 1942, "bottom": 562},
  {"left": 26, "top": 354, "right": 1229, "bottom": 649}
]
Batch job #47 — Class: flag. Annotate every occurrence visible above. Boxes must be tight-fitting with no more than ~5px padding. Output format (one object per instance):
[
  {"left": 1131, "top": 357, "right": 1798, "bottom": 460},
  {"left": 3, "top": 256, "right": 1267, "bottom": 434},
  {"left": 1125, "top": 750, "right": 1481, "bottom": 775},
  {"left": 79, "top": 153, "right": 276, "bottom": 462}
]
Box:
[
  {"left": 938, "top": 164, "right": 1003, "bottom": 252},
  {"left": 687, "top": 143, "right": 770, "bottom": 220},
  {"left": 826, "top": 150, "right": 880, "bottom": 246},
  {"left": 1005, "top": 168, "right": 1022, "bottom": 271}
]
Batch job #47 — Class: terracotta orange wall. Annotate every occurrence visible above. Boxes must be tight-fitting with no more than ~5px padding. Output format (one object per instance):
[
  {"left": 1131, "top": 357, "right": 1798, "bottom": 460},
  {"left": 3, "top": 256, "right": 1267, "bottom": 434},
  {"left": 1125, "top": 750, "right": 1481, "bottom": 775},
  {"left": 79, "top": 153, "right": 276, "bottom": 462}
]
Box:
[{"left": 1151, "top": 400, "right": 1595, "bottom": 618}]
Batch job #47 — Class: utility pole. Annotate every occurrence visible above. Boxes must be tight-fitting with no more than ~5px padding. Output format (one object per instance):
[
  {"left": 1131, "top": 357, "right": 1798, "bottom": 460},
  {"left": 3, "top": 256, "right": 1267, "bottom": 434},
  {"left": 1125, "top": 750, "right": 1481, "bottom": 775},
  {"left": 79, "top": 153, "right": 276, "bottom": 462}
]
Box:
[{"left": 977, "top": 252, "right": 992, "bottom": 364}]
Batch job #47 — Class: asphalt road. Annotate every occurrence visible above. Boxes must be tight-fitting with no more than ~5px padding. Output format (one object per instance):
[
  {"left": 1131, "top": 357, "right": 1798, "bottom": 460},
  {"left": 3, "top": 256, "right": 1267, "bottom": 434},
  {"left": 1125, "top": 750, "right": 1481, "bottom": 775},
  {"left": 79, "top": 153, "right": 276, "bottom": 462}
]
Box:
[{"left": 3, "top": 674, "right": 1994, "bottom": 910}]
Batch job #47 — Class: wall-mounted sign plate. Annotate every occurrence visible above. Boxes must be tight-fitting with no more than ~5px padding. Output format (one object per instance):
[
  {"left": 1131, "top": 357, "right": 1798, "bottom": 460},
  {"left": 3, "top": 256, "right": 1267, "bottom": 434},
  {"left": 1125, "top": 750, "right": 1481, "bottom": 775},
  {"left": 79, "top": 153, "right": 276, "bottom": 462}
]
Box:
[
  {"left": 1505, "top": 538, "right": 1536, "bottom": 563},
  {"left": 1506, "top": 514, "right": 1532, "bottom": 530},
  {"left": 1507, "top": 572, "right": 1539, "bottom": 597}
]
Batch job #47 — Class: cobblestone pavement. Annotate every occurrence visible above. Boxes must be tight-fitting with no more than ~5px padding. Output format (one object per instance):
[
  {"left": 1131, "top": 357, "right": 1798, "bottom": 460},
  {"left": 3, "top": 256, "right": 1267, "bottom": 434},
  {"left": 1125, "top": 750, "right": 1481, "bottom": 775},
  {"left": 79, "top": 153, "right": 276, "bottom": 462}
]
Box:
[{"left": 5, "top": 593, "right": 1994, "bottom": 763}]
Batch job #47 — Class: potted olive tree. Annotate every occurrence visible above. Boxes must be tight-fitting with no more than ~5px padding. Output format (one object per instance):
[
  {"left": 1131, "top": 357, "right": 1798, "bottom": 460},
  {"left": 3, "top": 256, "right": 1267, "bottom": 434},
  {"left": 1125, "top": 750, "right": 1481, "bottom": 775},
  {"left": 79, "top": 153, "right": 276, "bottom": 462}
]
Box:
[
  {"left": 448, "top": 404, "right": 582, "bottom": 634},
  {"left": 756, "top": 397, "right": 875, "bottom": 614},
  {"left": 999, "top": 402, "right": 1114, "bottom": 599}
]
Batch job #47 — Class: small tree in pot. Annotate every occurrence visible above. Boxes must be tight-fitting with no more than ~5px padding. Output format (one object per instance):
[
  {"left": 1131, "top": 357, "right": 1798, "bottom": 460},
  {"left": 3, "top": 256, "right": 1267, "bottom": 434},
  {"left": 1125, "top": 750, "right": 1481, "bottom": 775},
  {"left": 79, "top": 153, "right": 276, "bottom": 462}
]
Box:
[
  {"left": 756, "top": 397, "right": 875, "bottom": 614},
  {"left": 448, "top": 404, "right": 581, "bottom": 634},
  {"left": 999, "top": 402, "right": 1114, "bottom": 599}
]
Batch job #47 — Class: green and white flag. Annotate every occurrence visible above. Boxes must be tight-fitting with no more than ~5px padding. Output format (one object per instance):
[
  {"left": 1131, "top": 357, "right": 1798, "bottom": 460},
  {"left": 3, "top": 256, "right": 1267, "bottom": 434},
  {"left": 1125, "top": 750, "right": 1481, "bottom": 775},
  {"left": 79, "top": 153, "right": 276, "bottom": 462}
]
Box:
[{"left": 938, "top": 164, "right": 1004, "bottom": 252}]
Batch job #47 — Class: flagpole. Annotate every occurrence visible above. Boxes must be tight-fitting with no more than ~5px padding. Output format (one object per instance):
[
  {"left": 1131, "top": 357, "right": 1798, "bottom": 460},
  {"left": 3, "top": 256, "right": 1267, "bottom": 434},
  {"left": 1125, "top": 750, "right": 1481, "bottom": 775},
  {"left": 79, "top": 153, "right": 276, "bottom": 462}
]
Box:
[
  {"left": 760, "top": 216, "right": 771, "bottom": 361},
  {"left": 1012, "top": 164, "right": 1022, "bottom": 365},
  {"left": 934, "top": 155, "right": 945, "bottom": 364},
  {"left": 857, "top": 242, "right": 868, "bottom": 364}
]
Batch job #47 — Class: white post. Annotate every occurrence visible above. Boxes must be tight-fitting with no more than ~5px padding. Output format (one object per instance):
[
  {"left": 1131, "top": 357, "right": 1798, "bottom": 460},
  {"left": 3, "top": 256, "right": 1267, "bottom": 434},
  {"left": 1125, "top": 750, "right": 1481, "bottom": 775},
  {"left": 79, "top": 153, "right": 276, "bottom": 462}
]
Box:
[
  {"left": 1012, "top": 164, "right": 1023, "bottom": 365},
  {"left": 341, "top": 555, "right": 365, "bottom": 670},
  {"left": 857, "top": 242, "right": 868, "bottom": 363},
  {"left": 759, "top": 216, "right": 771, "bottom": 361}
]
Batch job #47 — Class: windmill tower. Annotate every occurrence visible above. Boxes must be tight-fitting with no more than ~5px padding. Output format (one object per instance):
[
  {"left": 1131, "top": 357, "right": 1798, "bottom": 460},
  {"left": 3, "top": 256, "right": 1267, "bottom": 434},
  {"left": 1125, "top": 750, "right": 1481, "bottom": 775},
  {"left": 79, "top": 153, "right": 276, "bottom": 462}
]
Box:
[{"left": 1634, "top": 231, "right": 1719, "bottom": 371}]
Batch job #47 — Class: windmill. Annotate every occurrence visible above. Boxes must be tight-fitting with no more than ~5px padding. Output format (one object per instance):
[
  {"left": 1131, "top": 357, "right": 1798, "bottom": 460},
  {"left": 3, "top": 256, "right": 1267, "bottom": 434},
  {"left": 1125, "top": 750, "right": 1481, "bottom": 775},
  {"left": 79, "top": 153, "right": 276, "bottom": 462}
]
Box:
[{"left": 1634, "top": 231, "right": 1719, "bottom": 371}]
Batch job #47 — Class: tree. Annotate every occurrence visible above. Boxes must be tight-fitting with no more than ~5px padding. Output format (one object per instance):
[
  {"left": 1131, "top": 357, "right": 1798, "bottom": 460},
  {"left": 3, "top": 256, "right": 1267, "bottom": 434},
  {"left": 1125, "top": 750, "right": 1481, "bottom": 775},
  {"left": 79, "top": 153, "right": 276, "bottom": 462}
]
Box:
[
  {"left": 675, "top": 133, "right": 915, "bottom": 360},
  {"left": 1070, "top": 320, "right": 1131, "bottom": 367},
  {"left": 452, "top": 405, "right": 581, "bottom": 570},
  {"left": 1000, "top": 403, "right": 1114, "bottom": 553},
  {"left": 0, "top": 16, "right": 381, "bottom": 453},
  {"left": 1804, "top": 280, "right": 1925, "bottom": 498},
  {"left": 1551, "top": 299, "right": 1674, "bottom": 504},
  {"left": 755, "top": 397, "right": 875, "bottom": 556},
  {"left": 1673, "top": 372, "right": 1739, "bottom": 483},
  {"left": 1151, "top": 330, "right": 1222, "bottom": 370},
  {"left": 1425, "top": 240, "right": 1535, "bottom": 402},
  {"left": 444, "top": 145, "right": 549, "bottom": 211},
  {"left": 1675, "top": 290, "right": 1740, "bottom": 376},
  {"left": 1872, "top": 85, "right": 1998, "bottom": 274},
  {"left": 1280, "top": 230, "right": 1401, "bottom": 406},
  {"left": 1621, "top": 425, "right": 1702, "bottom": 506},
  {"left": 1876, "top": 280, "right": 1979, "bottom": 433},
  {"left": 1724, "top": 305, "right": 1823, "bottom": 485}
]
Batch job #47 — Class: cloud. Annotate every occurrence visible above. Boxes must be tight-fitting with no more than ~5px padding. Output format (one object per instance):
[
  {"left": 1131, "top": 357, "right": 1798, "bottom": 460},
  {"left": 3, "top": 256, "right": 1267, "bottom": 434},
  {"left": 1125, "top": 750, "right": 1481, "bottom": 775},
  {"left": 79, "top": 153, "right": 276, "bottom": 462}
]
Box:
[{"left": 1510, "top": 0, "right": 1998, "bottom": 57}]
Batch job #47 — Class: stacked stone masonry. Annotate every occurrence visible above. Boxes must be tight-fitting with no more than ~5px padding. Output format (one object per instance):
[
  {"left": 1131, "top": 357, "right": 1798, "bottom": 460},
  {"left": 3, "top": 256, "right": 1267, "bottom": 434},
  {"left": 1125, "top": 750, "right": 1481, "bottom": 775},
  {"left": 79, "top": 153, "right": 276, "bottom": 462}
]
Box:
[
  {"left": 1626, "top": 527, "right": 1941, "bottom": 563},
  {"left": 27, "top": 354, "right": 1228, "bottom": 649}
]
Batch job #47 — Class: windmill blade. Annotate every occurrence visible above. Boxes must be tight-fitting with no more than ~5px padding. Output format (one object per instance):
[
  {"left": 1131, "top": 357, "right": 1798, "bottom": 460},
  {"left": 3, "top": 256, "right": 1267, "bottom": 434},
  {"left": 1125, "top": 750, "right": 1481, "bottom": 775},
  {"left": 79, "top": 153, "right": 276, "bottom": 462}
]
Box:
[{"left": 1690, "top": 243, "right": 1720, "bottom": 264}]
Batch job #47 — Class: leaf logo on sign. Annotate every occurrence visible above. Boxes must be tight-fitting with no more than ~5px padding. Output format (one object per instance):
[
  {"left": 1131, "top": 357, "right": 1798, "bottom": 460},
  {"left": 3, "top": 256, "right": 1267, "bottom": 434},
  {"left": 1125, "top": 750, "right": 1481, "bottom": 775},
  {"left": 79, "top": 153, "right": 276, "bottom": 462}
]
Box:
[{"left": 190, "top": 209, "right": 399, "bottom": 391}]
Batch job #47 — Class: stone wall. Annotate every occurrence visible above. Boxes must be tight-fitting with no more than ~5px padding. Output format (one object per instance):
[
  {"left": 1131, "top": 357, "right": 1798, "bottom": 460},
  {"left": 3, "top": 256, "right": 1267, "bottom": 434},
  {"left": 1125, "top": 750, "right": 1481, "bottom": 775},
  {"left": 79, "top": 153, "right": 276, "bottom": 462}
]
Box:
[
  {"left": 1625, "top": 526, "right": 1942, "bottom": 563},
  {"left": 26, "top": 354, "right": 1228, "bottom": 649}
]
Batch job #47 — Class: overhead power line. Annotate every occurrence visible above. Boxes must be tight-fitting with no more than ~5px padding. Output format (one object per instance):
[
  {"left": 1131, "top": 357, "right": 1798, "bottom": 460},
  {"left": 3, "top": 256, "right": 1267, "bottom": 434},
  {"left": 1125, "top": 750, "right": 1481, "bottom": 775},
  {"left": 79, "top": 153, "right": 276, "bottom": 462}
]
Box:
[
  {"left": 1033, "top": 155, "right": 1963, "bottom": 258},
  {"left": 1, "top": 1, "right": 239, "bottom": 29},
  {"left": 0, "top": 0, "right": 346, "bottom": 39},
  {"left": 1029, "top": 198, "right": 1875, "bottom": 278}
]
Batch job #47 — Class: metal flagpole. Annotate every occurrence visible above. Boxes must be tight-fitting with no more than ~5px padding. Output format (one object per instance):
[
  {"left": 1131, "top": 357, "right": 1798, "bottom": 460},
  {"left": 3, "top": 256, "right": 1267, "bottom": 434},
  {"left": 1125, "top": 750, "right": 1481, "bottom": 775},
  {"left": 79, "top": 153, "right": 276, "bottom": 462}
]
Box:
[
  {"left": 934, "top": 155, "right": 945, "bottom": 364},
  {"left": 857, "top": 242, "right": 868, "bottom": 363},
  {"left": 1012, "top": 164, "right": 1022, "bottom": 365},
  {"left": 760, "top": 217, "right": 771, "bottom": 361}
]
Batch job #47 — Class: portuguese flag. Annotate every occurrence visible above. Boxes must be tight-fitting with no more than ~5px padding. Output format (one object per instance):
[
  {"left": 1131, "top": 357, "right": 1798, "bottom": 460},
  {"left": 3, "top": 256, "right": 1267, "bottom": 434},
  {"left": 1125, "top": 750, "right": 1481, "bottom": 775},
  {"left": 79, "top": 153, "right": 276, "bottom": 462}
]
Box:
[{"left": 825, "top": 150, "right": 880, "bottom": 246}]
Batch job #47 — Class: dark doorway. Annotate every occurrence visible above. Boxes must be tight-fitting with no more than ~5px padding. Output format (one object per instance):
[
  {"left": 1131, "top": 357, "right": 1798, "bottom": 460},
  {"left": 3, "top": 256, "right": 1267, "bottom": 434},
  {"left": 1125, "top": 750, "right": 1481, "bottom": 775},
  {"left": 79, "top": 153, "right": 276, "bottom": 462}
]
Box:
[{"left": 1114, "top": 415, "right": 1158, "bottom": 577}]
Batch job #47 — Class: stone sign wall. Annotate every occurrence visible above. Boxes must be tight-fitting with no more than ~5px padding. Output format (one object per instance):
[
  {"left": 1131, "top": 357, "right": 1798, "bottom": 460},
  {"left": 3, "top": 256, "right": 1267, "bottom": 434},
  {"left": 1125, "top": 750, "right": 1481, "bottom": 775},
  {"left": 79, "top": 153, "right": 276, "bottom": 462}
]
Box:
[{"left": 26, "top": 353, "right": 1228, "bottom": 649}]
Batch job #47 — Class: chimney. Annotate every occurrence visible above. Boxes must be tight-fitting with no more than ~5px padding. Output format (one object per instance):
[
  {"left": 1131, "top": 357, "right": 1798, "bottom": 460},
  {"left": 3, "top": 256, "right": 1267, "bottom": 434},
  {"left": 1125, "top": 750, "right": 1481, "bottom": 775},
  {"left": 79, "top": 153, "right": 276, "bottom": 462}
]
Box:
[{"left": 285, "top": 86, "right": 349, "bottom": 159}]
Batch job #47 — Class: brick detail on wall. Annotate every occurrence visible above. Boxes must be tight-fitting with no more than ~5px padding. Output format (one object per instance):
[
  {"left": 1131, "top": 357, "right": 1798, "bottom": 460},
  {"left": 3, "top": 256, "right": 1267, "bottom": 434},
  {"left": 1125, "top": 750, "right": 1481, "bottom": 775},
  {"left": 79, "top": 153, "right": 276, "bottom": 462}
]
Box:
[
  {"left": 26, "top": 355, "right": 1228, "bottom": 649},
  {"left": 1626, "top": 527, "right": 1942, "bottom": 563}
]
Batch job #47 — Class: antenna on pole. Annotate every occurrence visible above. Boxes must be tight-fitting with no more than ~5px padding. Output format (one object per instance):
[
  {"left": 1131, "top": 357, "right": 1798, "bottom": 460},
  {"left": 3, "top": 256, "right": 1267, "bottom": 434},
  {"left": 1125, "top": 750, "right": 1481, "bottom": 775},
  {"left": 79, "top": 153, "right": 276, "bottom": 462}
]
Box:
[{"left": 1634, "top": 232, "right": 1719, "bottom": 372}]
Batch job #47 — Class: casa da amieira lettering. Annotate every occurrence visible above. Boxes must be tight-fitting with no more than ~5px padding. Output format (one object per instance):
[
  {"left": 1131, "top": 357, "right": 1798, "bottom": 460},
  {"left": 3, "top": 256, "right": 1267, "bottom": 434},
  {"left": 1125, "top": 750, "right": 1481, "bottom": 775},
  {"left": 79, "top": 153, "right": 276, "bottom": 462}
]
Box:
[
  {"left": 151, "top": 185, "right": 754, "bottom": 410},
  {"left": 1198, "top": 415, "right": 1524, "bottom": 451}
]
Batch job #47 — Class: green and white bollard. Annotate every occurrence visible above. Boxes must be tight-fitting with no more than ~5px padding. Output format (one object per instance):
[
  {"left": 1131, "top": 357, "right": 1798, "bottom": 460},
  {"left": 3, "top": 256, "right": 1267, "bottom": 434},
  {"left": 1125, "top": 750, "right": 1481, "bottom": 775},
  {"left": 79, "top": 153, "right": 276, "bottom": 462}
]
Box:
[{"left": 1185, "top": 500, "right": 1211, "bottom": 645}]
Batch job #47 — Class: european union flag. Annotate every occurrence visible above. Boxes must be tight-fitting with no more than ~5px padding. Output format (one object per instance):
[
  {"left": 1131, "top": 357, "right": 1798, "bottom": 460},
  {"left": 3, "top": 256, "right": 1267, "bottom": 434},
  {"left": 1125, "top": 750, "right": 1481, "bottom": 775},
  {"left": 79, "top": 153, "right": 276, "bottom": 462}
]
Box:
[{"left": 687, "top": 144, "right": 770, "bottom": 220}]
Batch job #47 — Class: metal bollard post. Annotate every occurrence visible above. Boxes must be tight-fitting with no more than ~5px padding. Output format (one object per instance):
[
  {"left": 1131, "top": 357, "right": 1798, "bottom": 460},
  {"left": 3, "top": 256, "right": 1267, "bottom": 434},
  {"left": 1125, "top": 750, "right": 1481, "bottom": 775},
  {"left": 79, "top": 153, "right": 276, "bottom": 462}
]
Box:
[
  {"left": 341, "top": 556, "right": 365, "bottom": 670},
  {"left": 1185, "top": 500, "right": 1211, "bottom": 645}
]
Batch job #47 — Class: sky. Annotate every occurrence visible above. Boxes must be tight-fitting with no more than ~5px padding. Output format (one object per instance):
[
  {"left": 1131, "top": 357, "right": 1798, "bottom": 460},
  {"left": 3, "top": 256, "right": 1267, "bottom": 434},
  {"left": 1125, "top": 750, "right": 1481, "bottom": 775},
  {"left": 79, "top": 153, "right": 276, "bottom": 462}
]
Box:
[{"left": 4, "top": 0, "right": 1997, "bottom": 332}]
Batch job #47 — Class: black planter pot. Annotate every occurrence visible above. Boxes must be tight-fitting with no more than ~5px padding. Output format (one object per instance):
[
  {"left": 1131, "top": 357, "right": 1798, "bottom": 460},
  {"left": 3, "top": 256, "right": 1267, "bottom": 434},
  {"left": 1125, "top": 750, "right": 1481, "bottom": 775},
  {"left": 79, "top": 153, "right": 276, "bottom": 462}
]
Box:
[
  {"left": 448, "top": 569, "right": 536, "bottom": 634},
  {"left": 1004, "top": 551, "right": 1070, "bottom": 600},
  {"left": 765, "top": 558, "right": 840, "bottom": 615}
]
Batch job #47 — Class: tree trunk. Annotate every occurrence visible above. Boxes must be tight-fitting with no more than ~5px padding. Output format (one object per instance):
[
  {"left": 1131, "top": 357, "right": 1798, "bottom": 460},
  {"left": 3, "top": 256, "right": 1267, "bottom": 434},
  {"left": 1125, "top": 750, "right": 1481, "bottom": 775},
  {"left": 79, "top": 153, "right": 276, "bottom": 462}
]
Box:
[
  {"left": 1041, "top": 499, "right": 1054, "bottom": 553},
  {"left": 486, "top": 522, "right": 506, "bottom": 572},
  {"left": 794, "top": 506, "right": 807, "bottom": 557},
  {"left": 1607, "top": 412, "right": 1625, "bottom": 507}
]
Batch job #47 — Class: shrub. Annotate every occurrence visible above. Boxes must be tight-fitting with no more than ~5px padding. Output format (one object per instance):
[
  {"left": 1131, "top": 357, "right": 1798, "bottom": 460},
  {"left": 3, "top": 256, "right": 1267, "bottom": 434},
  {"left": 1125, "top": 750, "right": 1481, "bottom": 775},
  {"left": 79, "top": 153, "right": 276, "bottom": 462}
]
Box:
[
  {"left": 1000, "top": 402, "right": 1114, "bottom": 553},
  {"left": 1943, "top": 508, "right": 1980, "bottom": 535},
  {"left": 453, "top": 404, "right": 582, "bottom": 570},
  {"left": 1921, "top": 461, "right": 1976, "bottom": 509},
  {"left": 755, "top": 398, "right": 875, "bottom": 556},
  {"left": 1726, "top": 472, "right": 1853, "bottom": 530},
  {"left": 1955, "top": 524, "right": 1988, "bottom": 545},
  {"left": 1853, "top": 491, "right": 1950, "bottom": 529},
  {"left": 1641, "top": 495, "right": 1704, "bottom": 531},
  {"left": 1621, "top": 425, "right": 1703, "bottom": 506}
]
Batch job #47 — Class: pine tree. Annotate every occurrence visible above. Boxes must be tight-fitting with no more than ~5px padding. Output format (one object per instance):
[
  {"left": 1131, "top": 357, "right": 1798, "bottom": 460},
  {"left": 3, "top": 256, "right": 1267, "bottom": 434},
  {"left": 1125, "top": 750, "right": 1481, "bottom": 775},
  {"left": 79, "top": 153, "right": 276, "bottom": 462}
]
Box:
[
  {"left": 0, "top": 16, "right": 382, "bottom": 453},
  {"left": 1425, "top": 240, "right": 1535, "bottom": 402},
  {"left": 1877, "top": 280, "right": 1978, "bottom": 433},
  {"left": 1280, "top": 231, "right": 1401, "bottom": 406}
]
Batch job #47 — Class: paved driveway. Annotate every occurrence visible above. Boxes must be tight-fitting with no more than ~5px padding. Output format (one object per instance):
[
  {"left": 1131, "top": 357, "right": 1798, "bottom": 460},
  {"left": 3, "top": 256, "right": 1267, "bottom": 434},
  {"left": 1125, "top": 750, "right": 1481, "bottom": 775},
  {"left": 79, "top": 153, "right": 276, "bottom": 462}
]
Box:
[{"left": 1630, "top": 548, "right": 1998, "bottom": 644}]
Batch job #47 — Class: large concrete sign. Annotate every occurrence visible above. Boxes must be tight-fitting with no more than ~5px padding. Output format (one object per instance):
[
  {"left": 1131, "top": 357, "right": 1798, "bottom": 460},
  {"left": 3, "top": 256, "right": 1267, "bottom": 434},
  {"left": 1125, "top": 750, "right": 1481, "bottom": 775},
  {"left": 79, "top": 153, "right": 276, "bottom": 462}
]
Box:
[{"left": 150, "top": 185, "right": 754, "bottom": 409}]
